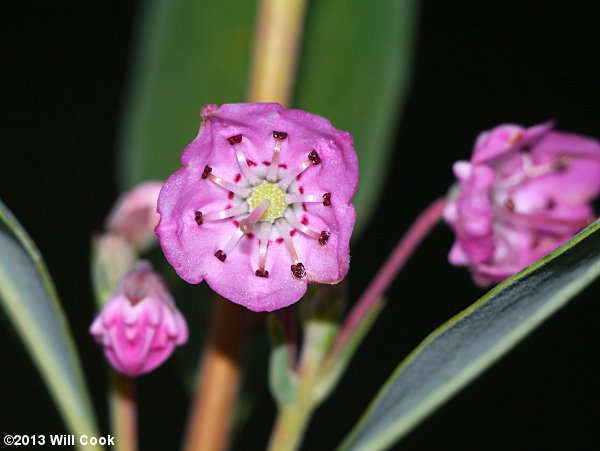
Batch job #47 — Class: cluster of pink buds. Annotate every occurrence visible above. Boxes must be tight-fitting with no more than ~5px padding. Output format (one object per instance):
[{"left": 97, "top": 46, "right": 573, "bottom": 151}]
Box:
[
  {"left": 156, "top": 103, "right": 358, "bottom": 312},
  {"left": 90, "top": 261, "right": 188, "bottom": 376},
  {"left": 444, "top": 122, "right": 600, "bottom": 285},
  {"left": 91, "top": 180, "right": 189, "bottom": 376}
]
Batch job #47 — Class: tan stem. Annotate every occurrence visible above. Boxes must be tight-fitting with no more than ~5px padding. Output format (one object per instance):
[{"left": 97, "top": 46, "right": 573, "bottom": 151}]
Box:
[
  {"left": 247, "top": 0, "right": 308, "bottom": 105},
  {"left": 183, "top": 300, "right": 249, "bottom": 451},
  {"left": 110, "top": 372, "right": 137, "bottom": 451},
  {"left": 182, "top": 1, "right": 308, "bottom": 449}
]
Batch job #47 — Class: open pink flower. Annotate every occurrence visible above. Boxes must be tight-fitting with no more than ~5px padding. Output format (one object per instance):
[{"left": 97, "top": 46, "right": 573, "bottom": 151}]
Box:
[
  {"left": 444, "top": 122, "right": 600, "bottom": 286},
  {"left": 90, "top": 261, "right": 188, "bottom": 376},
  {"left": 106, "top": 181, "right": 163, "bottom": 250},
  {"left": 156, "top": 103, "right": 358, "bottom": 312}
]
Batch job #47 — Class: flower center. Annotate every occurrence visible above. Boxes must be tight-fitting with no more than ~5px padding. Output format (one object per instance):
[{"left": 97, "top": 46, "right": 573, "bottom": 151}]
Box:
[
  {"left": 194, "top": 132, "right": 333, "bottom": 279},
  {"left": 247, "top": 181, "right": 287, "bottom": 223}
]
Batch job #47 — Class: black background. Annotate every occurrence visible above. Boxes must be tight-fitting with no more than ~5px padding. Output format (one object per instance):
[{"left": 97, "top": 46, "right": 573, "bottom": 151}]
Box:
[{"left": 1, "top": 1, "right": 599, "bottom": 450}]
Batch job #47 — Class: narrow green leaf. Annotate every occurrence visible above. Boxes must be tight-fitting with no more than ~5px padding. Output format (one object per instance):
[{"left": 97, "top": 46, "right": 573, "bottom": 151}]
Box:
[
  {"left": 117, "top": 0, "right": 255, "bottom": 188},
  {"left": 339, "top": 219, "right": 600, "bottom": 451},
  {"left": 0, "top": 199, "right": 101, "bottom": 450},
  {"left": 295, "top": 0, "right": 418, "bottom": 235}
]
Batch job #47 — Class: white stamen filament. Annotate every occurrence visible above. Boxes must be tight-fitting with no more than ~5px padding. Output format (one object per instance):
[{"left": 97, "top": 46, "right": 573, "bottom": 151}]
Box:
[
  {"left": 276, "top": 220, "right": 300, "bottom": 263},
  {"left": 243, "top": 200, "right": 270, "bottom": 226},
  {"left": 267, "top": 138, "right": 283, "bottom": 182},
  {"left": 221, "top": 201, "right": 270, "bottom": 257},
  {"left": 526, "top": 161, "right": 564, "bottom": 178},
  {"left": 207, "top": 173, "right": 251, "bottom": 197},
  {"left": 286, "top": 194, "right": 322, "bottom": 204},
  {"left": 203, "top": 203, "right": 249, "bottom": 221},
  {"left": 258, "top": 222, "right": 272, "bottom": 271},
  {"left": 223, "top": 228, "right": 245, "bottom": 255},
  {"left": 234, "top": 144, "right": 262, "bottom": 185},
  {"left": 278, "top": 159, "right": 312, "bottom": 190},
  {"left": 521, "top": 152, "right": 534, "bottom": 174},
  {"left": 284, "top": 210, "right": 320, "bottom": 239},
  {"left": 497, "top": 158, "right": 566, "bottom": 189}
]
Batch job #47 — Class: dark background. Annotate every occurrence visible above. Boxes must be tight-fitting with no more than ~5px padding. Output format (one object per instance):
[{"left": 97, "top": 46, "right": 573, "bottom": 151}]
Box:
[{"left": 1, "top": 1, "right": 599, "bottom": 450}]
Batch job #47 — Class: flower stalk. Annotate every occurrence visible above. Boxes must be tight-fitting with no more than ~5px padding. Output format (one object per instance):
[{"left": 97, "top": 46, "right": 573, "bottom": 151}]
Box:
[
  {"left": 248, "top": 0, "right": 308, "bottom": 105},
  {"left": 183, "top": 300, "right": 249, "bottom": 451},
  {"left": 268, "top": 298, "right": 341, "bottom": 451},
  {"left": 265, "top": 199, "right": 445, "bottom": 451},
  {"left": 109, "top": 372, "right": 137, "bottom": 451}
]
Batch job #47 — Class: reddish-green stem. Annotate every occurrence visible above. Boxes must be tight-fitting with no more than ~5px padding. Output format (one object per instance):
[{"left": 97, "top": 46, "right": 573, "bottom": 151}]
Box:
[{"left": 335, "top": 198, "right": 446, "bottom": 352}]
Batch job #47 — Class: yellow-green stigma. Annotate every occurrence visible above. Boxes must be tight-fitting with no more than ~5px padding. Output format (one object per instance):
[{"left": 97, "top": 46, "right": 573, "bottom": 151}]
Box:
[{"left": 247, "top": 181, "right": 287, "bottom": 222}]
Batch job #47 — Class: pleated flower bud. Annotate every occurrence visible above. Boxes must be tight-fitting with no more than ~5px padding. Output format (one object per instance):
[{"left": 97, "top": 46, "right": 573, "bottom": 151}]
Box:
[
  {"left": 444, "top": 122, "right": 600, "bottom": 285},
  {"left": 106, "top": 181, "right": 163, "bottom": 250},
  {"left": 90, "top": 261, "right": 188, "bottom": 376},
  {"left": 156, "top": 103, "right": 358, "bottom": 311}
]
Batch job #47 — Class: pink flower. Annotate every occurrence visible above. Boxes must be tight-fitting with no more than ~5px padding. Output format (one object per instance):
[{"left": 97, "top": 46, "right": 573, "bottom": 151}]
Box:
[
  {"left": 90, "top": 261, "right": 188, "bottom": 376},
  {"left": 156, "top": 103, "right": 358, "bottom": 312},
  {"left": 106, "top": 181, "right": 163, "bottom": 250},
  {"left": 444, "top": 122, "right": 600, "bottom": 286}
]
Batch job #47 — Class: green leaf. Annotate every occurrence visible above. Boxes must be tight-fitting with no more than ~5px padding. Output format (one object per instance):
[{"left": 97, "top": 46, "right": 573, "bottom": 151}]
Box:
[
  {"left": 294, "top": 0, "right": 418, "bottom": 235},
  {"left": 117, "top": 0, "right": 255, "bottom": 188},
  {"left": 0, "top": 199, "right": 101, "bottom": 450},
  {"left": 338, "top": 219, "right": 600, "bottom": 451},
  {"left": 117, "top": 0, "right": 418, "bottom": 236},
  {"left": 268, "top": 314, "right": 298, "bottom": 406}
]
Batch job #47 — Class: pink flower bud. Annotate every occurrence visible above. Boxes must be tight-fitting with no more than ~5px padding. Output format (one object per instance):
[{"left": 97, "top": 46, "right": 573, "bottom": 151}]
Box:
[
  {"left": 106, "top": 181, "right": 163, "bottom": 250},
  {"left": 90, "top": 261, "right": 188, "bottom": 376},
  {"left": 444, "top": 122, "right": 600, "bottom": 286},
  {"left": 156, "top": 103, "right": 358, "bottom": 312}
]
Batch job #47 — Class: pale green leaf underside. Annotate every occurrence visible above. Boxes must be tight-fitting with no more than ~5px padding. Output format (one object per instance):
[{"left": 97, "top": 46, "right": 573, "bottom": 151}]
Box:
[
  {"left": 0, "top": 199, "right": 101, "bottom": 450},
  {"left": 339, "top": 219, "right": 600, "bottom": 451},
  {"left": 117, "top": 0, "right": 418, "bottom": 237}
]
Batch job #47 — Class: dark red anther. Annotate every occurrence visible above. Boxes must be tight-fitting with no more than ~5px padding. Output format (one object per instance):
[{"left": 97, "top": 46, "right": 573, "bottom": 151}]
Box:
[
  {"left": 318, "top": 231, "right": 330, "bottom": 246},
  {"left": 555, "top": 155, "right": 571, "bottom": 172},
  {"left": 504, "top": 198, "right": 515, "bottom": 211},
  {"left": 194, "top": 211, "right": 204, "bottom": 225},
  {"left": 308, "top": 150, "right": 321, "bottom": 165},
  {"left": 323, "top": 193, "right": 332, "bottom": 206},
  {"left": 530, "top": 236, "right": 540, "bottom": 250},
  {"left": 202, "top": 165, "right": 212, "bottom": 179},
  {"left": 273, "top": 131, "right": 288, "bottom": 140},
  {"left": 228, "top": 134, "right": 242, "bottom": 145},
  {"left": 546, "top": 198, "right": 556, "bottom": 210},
  {"left": 214, "top": 250, "right": 227, "bottom": 262},
  {"left": 291, "top": 262, "right": 306, "bottom": 279},
  {"left": 255, "top": 268, "right": 269, "bottom": 278},
  {"left": 520, "top": 145, "right": 531, "bottom": 154}
]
